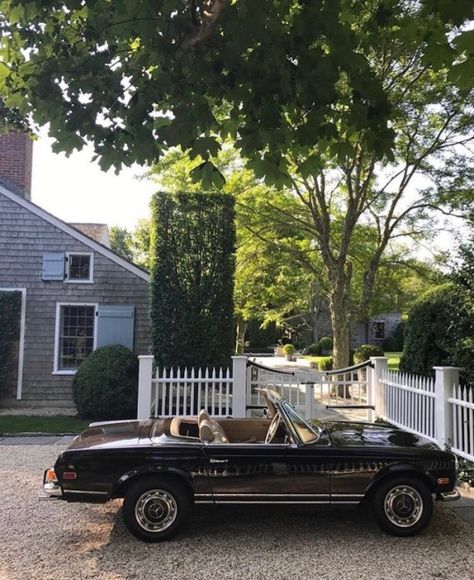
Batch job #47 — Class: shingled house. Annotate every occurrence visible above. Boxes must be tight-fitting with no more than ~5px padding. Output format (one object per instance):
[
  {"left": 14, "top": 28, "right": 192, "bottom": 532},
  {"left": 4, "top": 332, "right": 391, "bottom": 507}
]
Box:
[{"left": 0, "top": 132, "right": 150, "bottom": 409}]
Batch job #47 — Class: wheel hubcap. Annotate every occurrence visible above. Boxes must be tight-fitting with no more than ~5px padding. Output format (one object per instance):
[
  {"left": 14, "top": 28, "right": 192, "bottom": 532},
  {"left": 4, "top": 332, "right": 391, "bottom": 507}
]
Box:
[
  {"left": 135, "top": 489, "right": 178, "bottom": 533},
  {"left": 384, "top": 485, "right": 423, "bottom": 528}
]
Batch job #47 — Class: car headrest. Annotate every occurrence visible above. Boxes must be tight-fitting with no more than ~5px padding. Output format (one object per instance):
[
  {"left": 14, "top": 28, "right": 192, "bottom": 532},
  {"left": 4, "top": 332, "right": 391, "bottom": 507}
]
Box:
[
  {"left": 199, "top": 419, "right": 214, "bottom": 443},
  {"left": 199, "top": 417, "right": 229, "bottom": 444},
  {"left": 198, "top": 408, "right": 210, "bottom": 426}
]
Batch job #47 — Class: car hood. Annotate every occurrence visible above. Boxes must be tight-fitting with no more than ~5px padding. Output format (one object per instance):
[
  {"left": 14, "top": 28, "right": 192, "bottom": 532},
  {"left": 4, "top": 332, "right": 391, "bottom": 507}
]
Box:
[{"left": 325, "top": 421, "right": 440, "bottom": 450}]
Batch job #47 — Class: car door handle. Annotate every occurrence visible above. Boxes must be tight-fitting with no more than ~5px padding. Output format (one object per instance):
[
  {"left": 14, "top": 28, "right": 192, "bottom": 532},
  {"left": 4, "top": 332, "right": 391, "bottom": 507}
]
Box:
[{"left": 210, "top": 458, "right": 228, "bottom": 464}]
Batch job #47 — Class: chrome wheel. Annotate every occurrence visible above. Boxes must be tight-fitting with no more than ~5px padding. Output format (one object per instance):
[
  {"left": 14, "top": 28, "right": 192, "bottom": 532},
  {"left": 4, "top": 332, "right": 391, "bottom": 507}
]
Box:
[
  {"left": 384, "top": 485, "right": 423, "bottom": 528},
  {"left": 134, "top": 489, "right": 178, "bottom": 533}
]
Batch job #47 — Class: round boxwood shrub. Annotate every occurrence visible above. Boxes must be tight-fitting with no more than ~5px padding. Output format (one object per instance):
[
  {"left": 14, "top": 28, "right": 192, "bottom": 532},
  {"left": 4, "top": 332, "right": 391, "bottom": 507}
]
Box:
[
  {"left": 354, "top": 344, "right": 384, "bottom": 364},
  {"left": 318, "top": 336, "right": 333, "bottom": 353},
  {"left": 283, "top": 343, "right": 296, "bottom": 355},
  {"left": 305, "top": 343, "right": 322, "bottom": 356},
  {"left": 73, "top": 345, "right": 138, "bottom": 420}
]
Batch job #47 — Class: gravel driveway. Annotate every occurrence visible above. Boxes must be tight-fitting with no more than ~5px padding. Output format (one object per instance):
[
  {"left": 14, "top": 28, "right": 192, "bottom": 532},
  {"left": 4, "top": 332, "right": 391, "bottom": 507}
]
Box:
[{"left": 1, "top": 444, "right": 473, "bottom": 580}]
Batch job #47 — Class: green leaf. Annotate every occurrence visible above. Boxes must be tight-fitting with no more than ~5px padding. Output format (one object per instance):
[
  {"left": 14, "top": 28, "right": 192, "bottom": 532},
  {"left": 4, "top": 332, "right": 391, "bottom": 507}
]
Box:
[
  {"left": 0, "top": 62, "right": 9, "bottom": 80},
  {"left": 447, "top": 59, "right": 474, "bottom": 90},
  {"left": 189, "top": 161, "right": 226, "bottom": 189}
]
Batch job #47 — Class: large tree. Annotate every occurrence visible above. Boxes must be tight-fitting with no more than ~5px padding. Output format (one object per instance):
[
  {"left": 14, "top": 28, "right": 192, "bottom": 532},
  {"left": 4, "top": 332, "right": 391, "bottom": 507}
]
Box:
[{"left": 1, "top": 1, "right": 472, "bottom": 365}]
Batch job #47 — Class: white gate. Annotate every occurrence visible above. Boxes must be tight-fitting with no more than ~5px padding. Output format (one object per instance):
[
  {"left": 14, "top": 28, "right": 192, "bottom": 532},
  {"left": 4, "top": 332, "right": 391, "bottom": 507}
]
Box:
[{"left": 246, "top": 359, "right": 374, "bottom": 420}]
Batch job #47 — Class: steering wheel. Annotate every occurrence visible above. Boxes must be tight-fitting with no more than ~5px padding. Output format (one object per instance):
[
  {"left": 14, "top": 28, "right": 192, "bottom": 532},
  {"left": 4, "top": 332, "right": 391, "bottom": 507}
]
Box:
[{"left": 265, "top": 413, "right": 281, "bottom": 444}]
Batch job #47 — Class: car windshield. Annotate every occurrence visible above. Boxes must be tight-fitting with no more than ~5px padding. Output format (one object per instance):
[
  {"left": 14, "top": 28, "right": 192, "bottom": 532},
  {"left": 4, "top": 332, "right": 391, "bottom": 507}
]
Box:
[{"left": 282, "top": 402, "right": 319, "bottom": 444}]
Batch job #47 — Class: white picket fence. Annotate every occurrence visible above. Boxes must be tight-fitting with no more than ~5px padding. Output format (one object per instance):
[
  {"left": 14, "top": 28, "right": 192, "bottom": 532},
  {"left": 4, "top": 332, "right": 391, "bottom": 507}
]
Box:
[
  {"left": 378, "top": 362, "right": 474, "bottom": 462},
  {"left": 150, "top": 366, "right": 233, "bottom": 417},
  {"left": 380, "top": 371, "right": 436, "bottom": 441},
  {"left": 137, "top": 355, "right": 474, "bottom": 463},
  {"left": 449, "top": 384, "right": 474, "bottom": 462}
]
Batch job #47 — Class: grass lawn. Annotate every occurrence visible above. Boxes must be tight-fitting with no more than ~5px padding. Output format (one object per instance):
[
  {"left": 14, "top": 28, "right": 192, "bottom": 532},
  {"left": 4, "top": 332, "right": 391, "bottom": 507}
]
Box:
[
  {"left": 302, "top": 355, "right": 327, "bottom": 366},
  {"left": 302, "top": 351, "right": 402, "bottom": 371},
  {"left": 0, "top": 415, "right": 89, "bottom": 434},
  {"left": 386, "top": 352, "right": 402, "bottom": 371}
]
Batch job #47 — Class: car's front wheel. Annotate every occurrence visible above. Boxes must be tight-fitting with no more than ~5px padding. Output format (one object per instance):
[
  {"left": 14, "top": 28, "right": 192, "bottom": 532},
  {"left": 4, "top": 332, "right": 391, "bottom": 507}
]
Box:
[
  {"left": 372, "top": 475, "right": 433, "bottom": 537},
  {"left": 122, "top": 477, "right": 191, "bottom": 542}
]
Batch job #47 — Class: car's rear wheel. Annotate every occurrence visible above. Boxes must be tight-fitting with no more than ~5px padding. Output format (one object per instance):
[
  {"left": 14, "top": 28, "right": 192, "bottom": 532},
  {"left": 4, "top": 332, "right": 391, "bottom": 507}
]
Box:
[
  {"left": 372, "top": 475, "right": 433, "bottom": 537},
  {"left": 122, "top": 477, "right": 191, "bottom": 542}
]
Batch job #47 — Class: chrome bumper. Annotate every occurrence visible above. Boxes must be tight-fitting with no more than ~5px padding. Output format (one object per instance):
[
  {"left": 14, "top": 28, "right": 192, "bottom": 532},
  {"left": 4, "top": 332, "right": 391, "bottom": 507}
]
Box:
[
  {"left": 437, "top": 489, "right": 461, "bottom": 502},
  {"left": 39, "top": 469, "right": 63, "bottom": 501}
]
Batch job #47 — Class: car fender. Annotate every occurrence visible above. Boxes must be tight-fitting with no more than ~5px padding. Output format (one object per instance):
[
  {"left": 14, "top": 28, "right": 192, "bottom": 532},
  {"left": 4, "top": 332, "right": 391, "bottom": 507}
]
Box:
[
  {"left": 111, "top": 464, "right": 195, "bottom": 498},
  {"left": 365, "top": 462, "right": 436, "bottom": 496}
]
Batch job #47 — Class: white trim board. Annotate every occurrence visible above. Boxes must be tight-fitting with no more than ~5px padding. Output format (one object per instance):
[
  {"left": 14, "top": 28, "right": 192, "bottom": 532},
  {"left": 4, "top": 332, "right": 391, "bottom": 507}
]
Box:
[
  {"left": 0, "top": 184, "right": 150, "bottom": 282},
  {"left": 53, "top": 302, "right": 98, "bottom": 375},
  {"left": 0, "top": 288, "right": 26, "bottom": 400}
]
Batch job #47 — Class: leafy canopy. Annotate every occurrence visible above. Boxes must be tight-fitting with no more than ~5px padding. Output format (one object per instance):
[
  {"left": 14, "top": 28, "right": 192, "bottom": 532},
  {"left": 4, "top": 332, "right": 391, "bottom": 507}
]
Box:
[{"left": 0, "top": 0, "right": 472, "bottom": 180}]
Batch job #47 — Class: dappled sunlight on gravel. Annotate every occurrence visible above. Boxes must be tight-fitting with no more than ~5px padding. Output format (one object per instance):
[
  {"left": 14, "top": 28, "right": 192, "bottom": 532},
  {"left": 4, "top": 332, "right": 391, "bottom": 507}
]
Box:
[{"left": 1, "top": 445, "right": 473, "bottom": 580}]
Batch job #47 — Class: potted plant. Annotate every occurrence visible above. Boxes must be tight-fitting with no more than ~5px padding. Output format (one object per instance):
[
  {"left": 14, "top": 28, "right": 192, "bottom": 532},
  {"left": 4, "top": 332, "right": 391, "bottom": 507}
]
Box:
[{"left": 282, "top": 343, "right": 296, "bottom": 361}]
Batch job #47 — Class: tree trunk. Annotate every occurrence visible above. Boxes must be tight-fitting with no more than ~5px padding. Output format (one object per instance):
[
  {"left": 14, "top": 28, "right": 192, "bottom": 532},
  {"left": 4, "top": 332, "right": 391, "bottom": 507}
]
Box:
[
  {"left": 235, "top": 314, "right": 247, "bottom": 354},
  {"left": 328, "top": 279, "right": 352, "bottom": 398}
]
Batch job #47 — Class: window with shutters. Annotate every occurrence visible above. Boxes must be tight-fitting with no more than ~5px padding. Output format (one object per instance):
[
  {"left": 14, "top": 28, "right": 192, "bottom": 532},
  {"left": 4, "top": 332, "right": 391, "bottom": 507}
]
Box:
[
  {"left": 54, "top": 303, "right": 97, "bottom": 373},
  {"left": 65, "top": 252, "right": 94, "bottom": 283}
]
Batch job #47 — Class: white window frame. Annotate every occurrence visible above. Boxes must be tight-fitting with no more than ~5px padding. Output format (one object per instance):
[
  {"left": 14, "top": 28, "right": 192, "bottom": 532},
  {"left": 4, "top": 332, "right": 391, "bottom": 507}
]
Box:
[
  {"left": 53, "top": 302, "right": 98, "bottom": 375},
  {"left": 65, "top": 252, "right": 94, "bottom": 284},
  {"left": 0, "top": 288, "right": 26, "bottom": 399}
]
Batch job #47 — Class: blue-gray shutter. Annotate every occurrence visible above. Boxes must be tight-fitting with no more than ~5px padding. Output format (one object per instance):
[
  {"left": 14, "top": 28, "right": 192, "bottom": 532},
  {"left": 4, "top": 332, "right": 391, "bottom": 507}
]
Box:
[
  {"left": 96, "top": 305, "right": 135, "bottom": 350},
  {"left": 42, "top": 252, "right": 65, "bottom": 280}
]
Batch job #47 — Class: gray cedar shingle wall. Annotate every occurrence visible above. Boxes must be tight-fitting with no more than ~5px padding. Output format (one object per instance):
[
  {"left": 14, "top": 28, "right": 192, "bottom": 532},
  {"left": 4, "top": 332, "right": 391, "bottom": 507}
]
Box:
[{"left": 0, "top": 194, "right": 150, "bottom": 407}]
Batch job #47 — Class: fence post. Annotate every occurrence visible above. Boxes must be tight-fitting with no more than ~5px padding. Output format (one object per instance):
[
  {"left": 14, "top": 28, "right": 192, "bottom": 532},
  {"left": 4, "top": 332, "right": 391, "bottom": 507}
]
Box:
[
  {"left": 232, "top": 355, "right": 248, "bottom": 418},
  {"left": 370, "top": 356, "right": 388, "bottom": 421},
  {"left": 433, "top": 366, "right": 460, "bottom": 449},
  {"left": 305, "top": 383, "right": 314, "bottom": 421},
  {"left": 137, "top": 355, "right": 154, "bottom": 420}
]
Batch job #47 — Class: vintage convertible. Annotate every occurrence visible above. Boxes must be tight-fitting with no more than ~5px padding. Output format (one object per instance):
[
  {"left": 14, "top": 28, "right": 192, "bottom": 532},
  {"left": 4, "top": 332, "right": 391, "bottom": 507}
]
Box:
[{"left": 41, "top": 390, "right": 459, "bottom": 542}]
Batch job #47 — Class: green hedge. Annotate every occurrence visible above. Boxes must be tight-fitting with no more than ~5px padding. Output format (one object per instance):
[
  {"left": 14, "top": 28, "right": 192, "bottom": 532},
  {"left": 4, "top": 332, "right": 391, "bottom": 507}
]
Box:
[
  {"left": 150, "top": 192, "right": 235, "bottom": 368},
  {"left": 72, "top": 345, "right": 138, "bottom": 420},
  {"left": 0, "top": 291, "right": 21, "bottom": 395},
  {"left": 400, "top": 283, "right": 469, "bottom": 377},
  {"left": 317, "top": 356, "right": 333, "bottom": 371}
]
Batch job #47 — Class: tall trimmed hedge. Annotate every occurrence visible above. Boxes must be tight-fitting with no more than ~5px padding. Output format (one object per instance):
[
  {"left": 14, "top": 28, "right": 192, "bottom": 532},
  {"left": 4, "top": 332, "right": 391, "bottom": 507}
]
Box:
[
  {"left": 0, "top": 291, "right": 21, "bottom": 395},
  {"left": 150, "top": 192, "right": 235, "bottom": 368}
]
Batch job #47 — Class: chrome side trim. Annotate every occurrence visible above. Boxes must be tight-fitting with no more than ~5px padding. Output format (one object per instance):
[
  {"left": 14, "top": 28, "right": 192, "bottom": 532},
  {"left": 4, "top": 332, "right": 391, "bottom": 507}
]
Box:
[
  {"left": 65, "top": 489, "right": 108, "bottom": 495},
  {"left": 215, "top": 500, "right": 331, "bottom": 504},
  {"left": 332, "top": 493, "right": 365, "bottom": 498},
  {"left": 210, "top": 493, "right": 330, "bottom": 498},
  {"left": 210, "top": 500, "right": 361, "bottom": 505}
]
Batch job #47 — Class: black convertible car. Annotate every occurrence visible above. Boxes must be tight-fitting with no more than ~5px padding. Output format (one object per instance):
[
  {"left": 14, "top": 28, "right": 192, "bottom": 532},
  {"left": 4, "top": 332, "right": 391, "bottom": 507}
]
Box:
[{"left": 41, "top": 390, "right": 459, "bottom": 542}]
